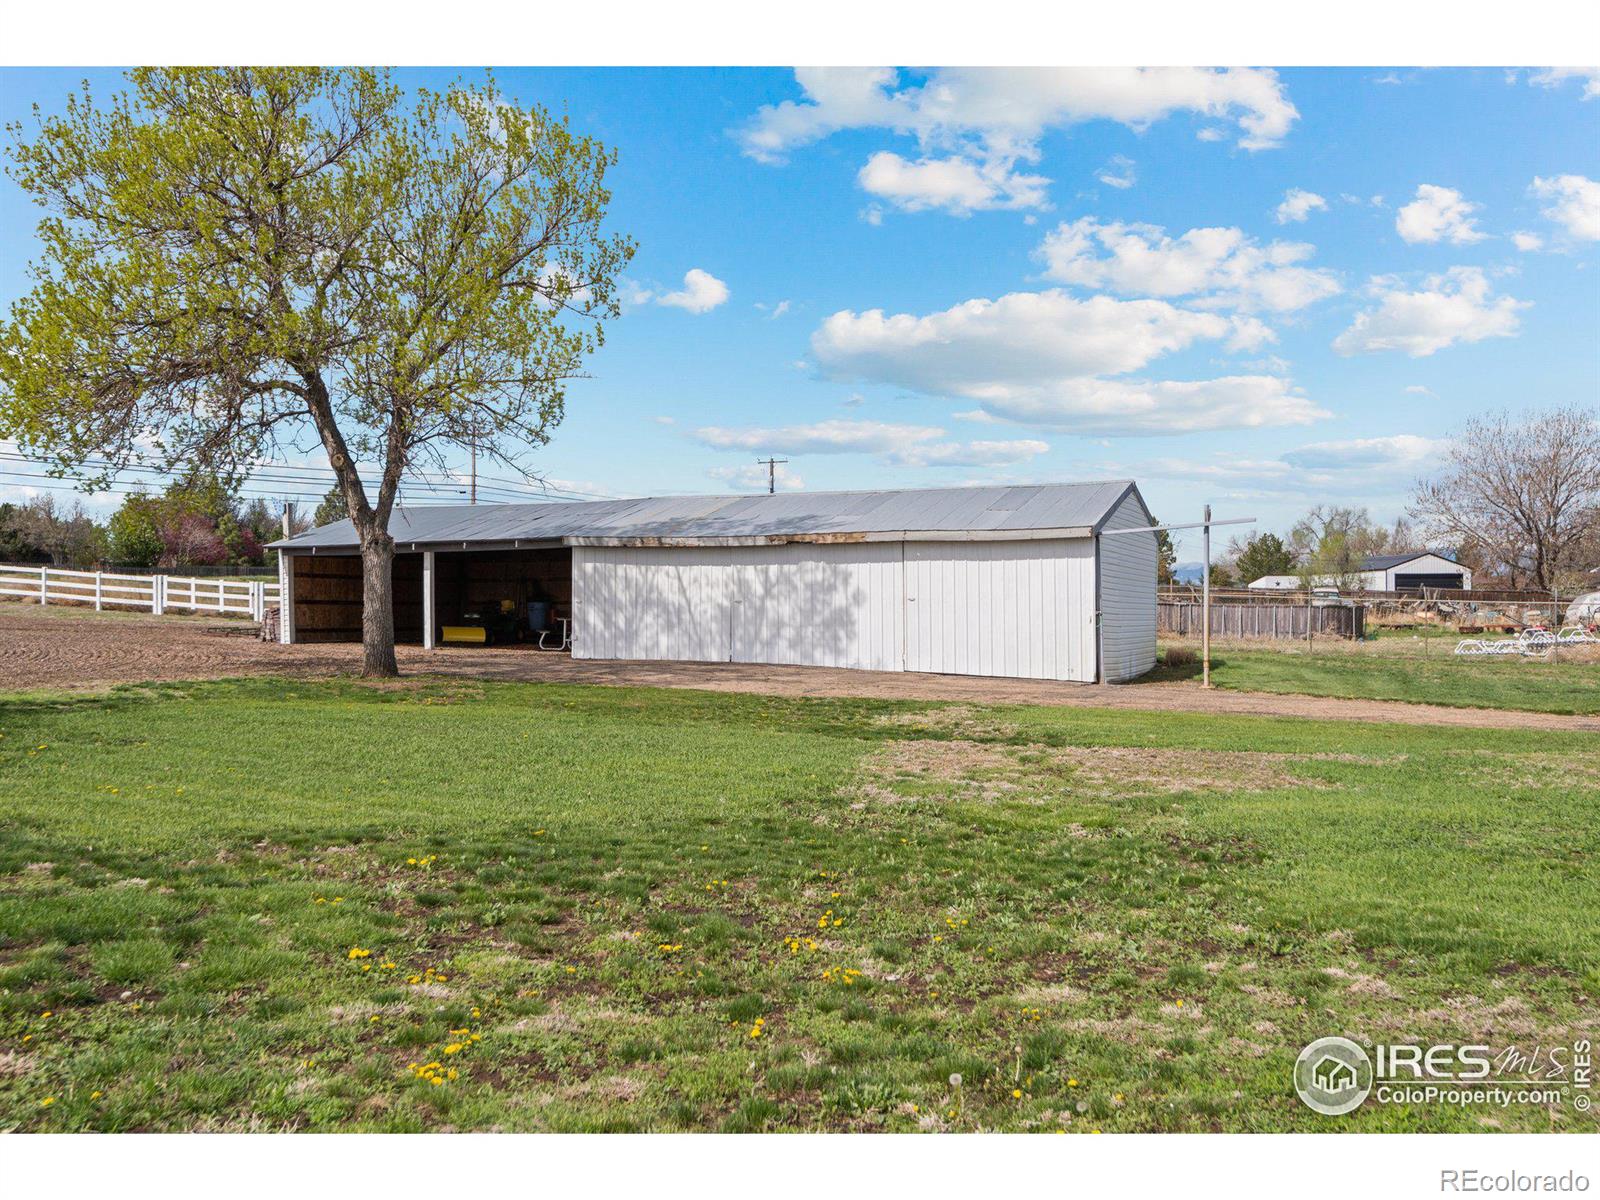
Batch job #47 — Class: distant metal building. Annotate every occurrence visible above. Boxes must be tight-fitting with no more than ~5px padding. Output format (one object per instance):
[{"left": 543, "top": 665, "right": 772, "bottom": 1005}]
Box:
[
  {"left": 269, "top": 480, "right": 1159, "bottom": 683},
  {"left": 1246, "top": 551, "right": 1473, "bottom": 593}
]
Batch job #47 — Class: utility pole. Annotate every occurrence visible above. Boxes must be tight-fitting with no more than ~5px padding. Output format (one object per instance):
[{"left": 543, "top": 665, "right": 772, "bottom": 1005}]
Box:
[
  {"left": 1100, "top": 507, "right": 1255, "bottom": 690},
  {"left": 756, "top": 457, "right": 788, "bottom": 495},
  {"left": 469, "top": 431, "right": 477, "bottom": 505},
  {"left": 1201, "top": 504, "right": 1212, "bottom": 688}
]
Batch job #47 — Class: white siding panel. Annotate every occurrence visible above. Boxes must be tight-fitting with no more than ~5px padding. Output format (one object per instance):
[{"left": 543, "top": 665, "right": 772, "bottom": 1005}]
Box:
[
  {"left": 1097, "top": 492, "right": 1157, "bottom": 682},
  {"left": 904, "top": 539, "right": 1095, "bottom": 682},
  {"left": 731, "top": 542, "right": 904, "bottom": 671},
  {"left": 573, "top": 545, "right": 732, "bottom": 663}
]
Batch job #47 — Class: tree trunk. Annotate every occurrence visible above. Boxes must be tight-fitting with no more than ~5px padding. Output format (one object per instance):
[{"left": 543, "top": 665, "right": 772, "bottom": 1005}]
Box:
[{"left": 359, "top": 531, "right": 400, "bottom": 677}]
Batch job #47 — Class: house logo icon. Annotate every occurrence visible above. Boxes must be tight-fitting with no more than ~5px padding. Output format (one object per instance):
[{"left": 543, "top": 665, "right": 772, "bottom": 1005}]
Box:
[{"left": 1294, "top": 1036, "right": 1373, "bottom": 1115}]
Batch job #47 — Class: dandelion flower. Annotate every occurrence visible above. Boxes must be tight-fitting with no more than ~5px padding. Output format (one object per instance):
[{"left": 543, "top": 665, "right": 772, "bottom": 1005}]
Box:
[{"left": 40, "top": 1096, "right": 55, "bottom": 1107}]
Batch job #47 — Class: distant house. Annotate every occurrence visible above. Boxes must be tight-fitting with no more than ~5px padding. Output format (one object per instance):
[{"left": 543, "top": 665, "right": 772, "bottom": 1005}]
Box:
[
  {"left": 1246, "top": 551, "right": 1472, "bottom": 593},
  {"left": 1355, "top": 552, "right": 1472, "bottom": 592},
  {"left": 1246, "top": 574, "right": 1302, "bottom": 591}
]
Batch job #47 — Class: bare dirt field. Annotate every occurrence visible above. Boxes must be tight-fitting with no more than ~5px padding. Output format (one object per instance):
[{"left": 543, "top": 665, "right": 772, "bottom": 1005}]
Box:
[{"left": 2, "top": 602, "right": 1594, "bottom": 731}]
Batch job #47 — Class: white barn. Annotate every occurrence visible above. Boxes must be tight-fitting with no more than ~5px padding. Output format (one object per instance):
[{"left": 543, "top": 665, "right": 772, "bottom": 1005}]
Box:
[
  {"left": 270, "top": 480, "right": 1159, "bottom": 683},
  {"left": 1246, "top": 551, "right": 1472, "bottom": 593}
]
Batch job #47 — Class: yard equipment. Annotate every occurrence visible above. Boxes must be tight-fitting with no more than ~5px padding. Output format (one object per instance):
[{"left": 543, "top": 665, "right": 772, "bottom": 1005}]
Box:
[
  {"left": 1453, "top": 628, "right": 1567, "bottom": 657},
  {"left": 441, "top": 625, "right": 487, "bottom": 644}
]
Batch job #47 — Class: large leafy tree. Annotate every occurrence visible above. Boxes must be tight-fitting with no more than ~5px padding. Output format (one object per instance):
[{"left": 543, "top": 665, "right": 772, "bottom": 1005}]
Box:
[
  {"left": 0, "top": 68, "right": 633, "bottom": 675},
  {"left": 1233, "top": 532, "right": 1295, "bottom": 584}
]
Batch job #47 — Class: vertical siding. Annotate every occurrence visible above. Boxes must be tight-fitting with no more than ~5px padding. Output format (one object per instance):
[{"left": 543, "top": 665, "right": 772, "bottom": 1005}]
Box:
[
  {"left": 1098, "top": 491, "right": 1158, "bottom": 682},
  {"left": 730, "top": 542, "right": 904, "bottom": 671},
  {"left": 573, "top": 545, "right": 733, "bottom": 662},
  {"left": 904, "top": 538, "right": 1095, "bottom": 681},
  {"left": 576, "top": 536, "right": 1103, "bottom": 681},
  {"left": 574, "top": 542, "right": 904, "bottom": 669}
]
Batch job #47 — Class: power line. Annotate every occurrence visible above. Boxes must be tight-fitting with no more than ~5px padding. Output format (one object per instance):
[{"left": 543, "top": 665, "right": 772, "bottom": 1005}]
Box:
[
  {"left": 0, "top": 453, "right": 620, "bottom": 510},
  {"left": 0, "top": 452, "right": 577, "bottom": 505}
]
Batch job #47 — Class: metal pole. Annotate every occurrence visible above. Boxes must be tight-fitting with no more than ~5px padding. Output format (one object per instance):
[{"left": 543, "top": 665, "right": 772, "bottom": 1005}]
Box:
[
  {"left": 1201, "top": 503, "right": 1211, "bottom": 689},
  {"left": 755, "top": 457, "right": 787, "bottom": 495},
  {"left": 470, "top": 434, "right": 477, "bottom": 504}
]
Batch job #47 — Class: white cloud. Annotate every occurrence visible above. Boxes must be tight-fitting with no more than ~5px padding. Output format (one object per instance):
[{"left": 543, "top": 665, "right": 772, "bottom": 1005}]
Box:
[
  {"left": 657, "top": 269, "right": 730, "bottom": 313},
  {"left": 1274, "top": 188, "right": 1328, "bottom": 224},
  {"left": 808, "top": 290, "right": 1323, "bottom": 436},
  {"left": 813, "top": 289, "right": 1261, "bottom": 386},
  {"left": 1394, "top": 184, "right": 1487, "bottom": 245},
  {"left": 1526, "top": 67, "right": 1600, "bottom": 100},
  {"left": 1333, "top": 267, "right": 1526, "bottom": 357},
  {"left": 893, "top": 439, "right": 1050, "bottom": 468},
  {"left": 857, "top": 150, "right": 1049, "bottom": 215},
  {"left": 1035, "top": 218, "right": 1340, "bottom": 313},
  {"left": 695, "top": 418, "right": 940, "bottom": 454},
  {"left": 1511, "top": 231, "right": 1546, "bottom": 252},
  {"left": 738, "top": 67, "right": 1296, "bottom": 217},
  {"left": 1135, "top": 433, "right": 1445, "bottom": 497},
  {"left": 1281, "top": 434, "right": 1444, "bottom": 471},
  {"left": 693, "top": 418, "right": 1047, "bottom": 469},
  {"left": 652, "top": 415, "right": 676, "bottom": 425},
  {"left": 1531, "top": 174, "right": 1600, "bottom": 241},
  {"left": 709, "top": 463, "right": 806, "bottom": 492},
  {"left": 1095, "top": 155, "right": 1137, "bottom": 190},
  {"left": 739, "top": 67, "right": 1299, "bottom": 163},
  {"left": 755, "top": 299, "right": 792, "bottom": 318},
  {"left": 1195, "top": 127, "right": 1227, "bottom": 142},
  {"left": 968, "top": 376, "right": 1325, "bottom": 436},
  {"left": 1403, "top": 384, "right": 1436, "bottom": 397}
]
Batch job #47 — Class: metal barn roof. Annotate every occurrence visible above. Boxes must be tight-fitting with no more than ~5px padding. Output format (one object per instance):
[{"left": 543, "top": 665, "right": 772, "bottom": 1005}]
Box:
[
  {"left": 1359, "top": 551, "right": 1461, "bottom": 571},
  {"left": 271, "top": 480, "right": 1146, "bottom": 552}
]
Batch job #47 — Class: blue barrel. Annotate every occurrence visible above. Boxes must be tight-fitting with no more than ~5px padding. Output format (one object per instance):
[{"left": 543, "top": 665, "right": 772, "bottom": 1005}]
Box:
[{"left": 526, "top": 601, "right": 551, "bottom": 633}]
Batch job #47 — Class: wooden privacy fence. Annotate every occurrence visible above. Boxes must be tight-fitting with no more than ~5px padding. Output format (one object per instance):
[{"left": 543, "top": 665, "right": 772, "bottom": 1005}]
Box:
[
  {"left": 0, "top": 563, "right": 279, "bottom": 620},
  {"left": 1159, "top": 600, "right": 1366, "bottom": 640}
]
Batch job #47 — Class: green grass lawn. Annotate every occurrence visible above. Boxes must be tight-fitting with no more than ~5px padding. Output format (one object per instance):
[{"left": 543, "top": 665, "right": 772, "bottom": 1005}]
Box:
[
  {"left": 1, "top": 678, "right": 1595, "bottom": 1132},
  {"left": 1152, "top": 641, "right": 1600, "bottom": 715}
]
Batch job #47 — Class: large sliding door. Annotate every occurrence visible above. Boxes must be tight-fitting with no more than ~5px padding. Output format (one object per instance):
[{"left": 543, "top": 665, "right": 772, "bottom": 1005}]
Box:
[
  {"left": 729, "top": 542, "right": 903, "bottom": 671},
  {"left": 903, "top": 539, "right": 1095, "bottom": 681}
]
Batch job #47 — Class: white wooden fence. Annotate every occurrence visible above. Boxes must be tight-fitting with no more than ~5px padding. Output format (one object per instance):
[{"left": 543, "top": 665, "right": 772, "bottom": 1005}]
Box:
[{"left": 0, "top": 564, "right": 279, "bottom": 621}]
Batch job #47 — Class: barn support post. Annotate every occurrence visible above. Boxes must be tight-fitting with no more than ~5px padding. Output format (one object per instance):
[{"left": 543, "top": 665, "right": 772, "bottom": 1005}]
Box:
[
  {"left": 422, "top": 551, "right": 437, "bottom": 650},
  {"left": 278, "top": 553, "right": 295, "bottom": 644},
  {"left": 94, "top": 570, "right": 103, "bottom": 612}
]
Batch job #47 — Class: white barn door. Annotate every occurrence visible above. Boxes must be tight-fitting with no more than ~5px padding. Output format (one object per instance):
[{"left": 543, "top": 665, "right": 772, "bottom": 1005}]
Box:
[
  {"left": 730, "top": 542, "right": 903, "bottom": 671},
  {"left": 903, "top": 539, "right": 1096, "bottom": 681}
]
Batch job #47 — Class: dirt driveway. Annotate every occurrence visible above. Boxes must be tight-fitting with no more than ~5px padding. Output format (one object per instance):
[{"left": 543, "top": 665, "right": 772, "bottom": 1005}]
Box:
[{"left": 2, "top": 603, "right": 1594, "bottom": 731}]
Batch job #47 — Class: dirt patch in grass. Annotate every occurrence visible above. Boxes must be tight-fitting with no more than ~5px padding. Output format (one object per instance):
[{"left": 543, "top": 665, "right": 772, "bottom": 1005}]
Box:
[{"left": 856, "top": 739, "right": 1336, "bottom": 802}]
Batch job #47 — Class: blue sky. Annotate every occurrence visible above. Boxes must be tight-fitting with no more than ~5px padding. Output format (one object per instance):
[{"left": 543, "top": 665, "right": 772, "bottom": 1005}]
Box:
[{"left": 1, "top": 66, "right": 1597, "bottom": 558}]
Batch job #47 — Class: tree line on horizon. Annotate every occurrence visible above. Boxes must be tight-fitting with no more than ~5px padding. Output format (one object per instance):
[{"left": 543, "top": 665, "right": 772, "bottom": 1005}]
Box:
[{"left": 0, "top": 475, "right": 341, "bottom": 570}]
